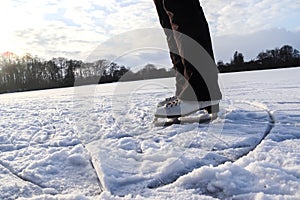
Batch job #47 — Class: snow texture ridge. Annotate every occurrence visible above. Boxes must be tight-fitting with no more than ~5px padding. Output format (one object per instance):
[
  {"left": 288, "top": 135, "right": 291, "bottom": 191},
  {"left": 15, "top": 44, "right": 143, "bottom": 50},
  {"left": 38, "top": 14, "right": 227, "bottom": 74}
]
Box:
[{"left": 87, "top": 100, "right": 274, "bottom": 196}]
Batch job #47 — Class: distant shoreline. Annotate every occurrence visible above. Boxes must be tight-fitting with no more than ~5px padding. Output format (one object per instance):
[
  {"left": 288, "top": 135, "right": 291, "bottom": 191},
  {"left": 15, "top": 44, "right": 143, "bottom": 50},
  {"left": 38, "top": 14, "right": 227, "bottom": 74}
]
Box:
[
  {"left": 1, "top": 44, "right": 300, "bottom": 94},
  {"left": 0, "top": 65, "right": 299, "bottom": 95}
]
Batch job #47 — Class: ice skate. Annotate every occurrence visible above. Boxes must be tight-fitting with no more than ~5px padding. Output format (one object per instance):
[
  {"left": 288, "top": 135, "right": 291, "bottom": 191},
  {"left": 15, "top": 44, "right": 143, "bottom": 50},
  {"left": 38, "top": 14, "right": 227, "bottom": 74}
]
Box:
[
  {"left": 155, "top": 99, "right": 220, "bottom": 118},
  {"left": 153, "top": 99, "right": 219, "bottom": 127}
]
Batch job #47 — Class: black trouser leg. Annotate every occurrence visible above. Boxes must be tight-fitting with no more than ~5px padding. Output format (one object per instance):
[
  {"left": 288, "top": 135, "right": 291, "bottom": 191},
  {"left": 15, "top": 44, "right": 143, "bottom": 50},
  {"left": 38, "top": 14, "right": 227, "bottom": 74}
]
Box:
[
  {"left": 154, "top": 0, "right": 222, "bottom": 101},
  {"left": 153, "top": 0, "right": 185, "bottom": 97}
]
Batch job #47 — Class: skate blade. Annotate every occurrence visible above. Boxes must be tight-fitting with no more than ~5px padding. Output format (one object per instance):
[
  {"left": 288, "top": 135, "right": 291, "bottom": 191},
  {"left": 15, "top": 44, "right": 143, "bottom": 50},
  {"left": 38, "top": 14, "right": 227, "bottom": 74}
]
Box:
[{"left": 153, "top": 113, "right": 217, "bottom": 127}]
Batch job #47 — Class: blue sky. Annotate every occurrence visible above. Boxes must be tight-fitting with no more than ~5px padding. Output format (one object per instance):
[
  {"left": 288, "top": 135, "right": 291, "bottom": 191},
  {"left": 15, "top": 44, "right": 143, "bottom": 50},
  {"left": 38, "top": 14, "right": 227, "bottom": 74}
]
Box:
[{"left": 1, "top": 0, "right": 300, "bottom": 68}]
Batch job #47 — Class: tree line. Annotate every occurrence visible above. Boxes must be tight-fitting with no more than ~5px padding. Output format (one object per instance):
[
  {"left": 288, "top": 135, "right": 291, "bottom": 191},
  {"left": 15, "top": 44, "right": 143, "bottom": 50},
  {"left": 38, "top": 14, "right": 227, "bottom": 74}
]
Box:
[
  {"left": 0, "top": 53, "right": 174, "bottom": 94},
  {"left": 0, "top": 44, "right": 299, "bottom": 94},
  {"left": 0, "top": 53, "right": 79, "bottom": 93},
  {"left": 218, "top": 44, "right": 300, "bottom": 73}
]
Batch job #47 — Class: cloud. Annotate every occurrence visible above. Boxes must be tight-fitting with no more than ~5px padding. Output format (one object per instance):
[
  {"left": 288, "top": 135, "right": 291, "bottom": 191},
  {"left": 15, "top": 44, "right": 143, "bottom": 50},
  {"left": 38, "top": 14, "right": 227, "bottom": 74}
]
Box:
[
  {"left": 213, "top": 29, "right": 300, "bottom": 62},
  {"left": 202, "top": 0, "right": 300, "bottom": 35},
  {"left": 99, "top": 0, "right": 158, "bottom": 35},
  {"left": 0, "top": 0, "right": 158, "bottom": 60},
  {"left": 86, "top": 28, "right": 171, "bottom": 70},
  {"left": 12, "top": 22, "right": 106, "bottom": 59},
  {"left": 0, "top": 0, "right": 299, "bottom": 65}
]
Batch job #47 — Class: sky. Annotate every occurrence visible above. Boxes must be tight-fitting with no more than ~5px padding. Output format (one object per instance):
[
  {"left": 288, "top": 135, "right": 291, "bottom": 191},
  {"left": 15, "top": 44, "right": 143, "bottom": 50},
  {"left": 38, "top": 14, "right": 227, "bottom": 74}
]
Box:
[{"left": 1, "top": 0, "right": 300, "bottom": 69}]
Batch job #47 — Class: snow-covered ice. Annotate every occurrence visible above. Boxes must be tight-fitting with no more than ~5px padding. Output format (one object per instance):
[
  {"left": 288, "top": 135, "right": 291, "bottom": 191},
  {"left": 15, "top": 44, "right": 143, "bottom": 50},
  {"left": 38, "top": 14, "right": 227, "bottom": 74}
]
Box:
[{"left": 0, "top": 67, "right": 299, "bottom": 199}]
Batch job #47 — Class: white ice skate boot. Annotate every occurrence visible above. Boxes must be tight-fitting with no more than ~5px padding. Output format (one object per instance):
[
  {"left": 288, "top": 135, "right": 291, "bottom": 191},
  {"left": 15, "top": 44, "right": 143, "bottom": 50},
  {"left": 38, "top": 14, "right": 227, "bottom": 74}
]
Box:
[{"left": 154, "top": 99, "right": 220, "bottom": 118}]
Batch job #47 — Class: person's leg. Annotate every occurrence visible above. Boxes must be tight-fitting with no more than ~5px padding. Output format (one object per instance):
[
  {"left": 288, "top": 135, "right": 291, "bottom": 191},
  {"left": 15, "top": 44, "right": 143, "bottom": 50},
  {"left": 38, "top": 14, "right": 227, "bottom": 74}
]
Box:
[
  {"left": 163, "top": 0, "right": 222, "bottom": 101},
  {"left": 153, "top": 0, "right": 185, "bottom": 97}
]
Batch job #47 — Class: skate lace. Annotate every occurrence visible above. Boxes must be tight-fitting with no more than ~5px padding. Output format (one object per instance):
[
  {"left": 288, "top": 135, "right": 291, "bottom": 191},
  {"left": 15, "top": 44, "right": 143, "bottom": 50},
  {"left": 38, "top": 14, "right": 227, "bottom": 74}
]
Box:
[
  {"left": 166, "top": 99, "right": 180, "bottom": 107},
  {"left": 165, "top": 96, "right": 177, "bottom": 101}
]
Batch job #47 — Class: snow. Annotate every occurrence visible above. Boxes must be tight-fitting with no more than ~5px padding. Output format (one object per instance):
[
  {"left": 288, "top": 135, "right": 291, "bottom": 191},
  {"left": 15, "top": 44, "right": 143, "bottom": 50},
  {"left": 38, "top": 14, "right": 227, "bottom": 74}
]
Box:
[{"left": 0, "top": 67, "right": 299, "bottom": 199}]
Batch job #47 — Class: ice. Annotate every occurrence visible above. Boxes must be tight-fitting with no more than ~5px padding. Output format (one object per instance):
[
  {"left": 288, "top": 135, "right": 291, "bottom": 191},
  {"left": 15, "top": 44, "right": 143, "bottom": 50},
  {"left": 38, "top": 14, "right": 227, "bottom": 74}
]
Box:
[{"left": 0, "top": 67, "right": 300, "bottom": 199}]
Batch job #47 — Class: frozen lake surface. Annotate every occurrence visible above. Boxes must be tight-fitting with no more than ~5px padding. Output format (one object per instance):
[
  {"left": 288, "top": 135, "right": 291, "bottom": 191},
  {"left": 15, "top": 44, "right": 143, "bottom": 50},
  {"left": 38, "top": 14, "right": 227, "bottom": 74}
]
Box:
[{"left": 0, "top": 67, "right": 299, "bottom": 199}]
